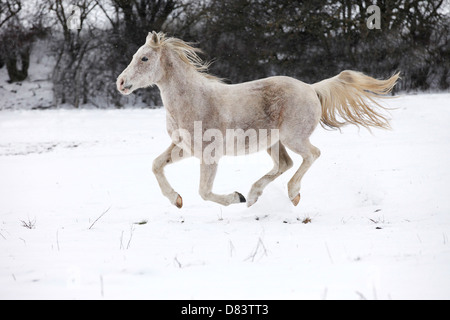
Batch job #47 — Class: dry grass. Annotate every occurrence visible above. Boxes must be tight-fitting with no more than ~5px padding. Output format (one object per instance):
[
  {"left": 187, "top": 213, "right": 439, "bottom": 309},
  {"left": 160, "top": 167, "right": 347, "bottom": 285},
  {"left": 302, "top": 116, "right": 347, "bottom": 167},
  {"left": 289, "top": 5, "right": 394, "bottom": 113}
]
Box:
[
  {"left": 296, "top": 216, "right": 312, "bottom": 224},
  {"left": 301, "top": 217, "right": 312, "bottom": 224},
  {"left": 20, "top": 217, "right": 36, "bottom": 229}
]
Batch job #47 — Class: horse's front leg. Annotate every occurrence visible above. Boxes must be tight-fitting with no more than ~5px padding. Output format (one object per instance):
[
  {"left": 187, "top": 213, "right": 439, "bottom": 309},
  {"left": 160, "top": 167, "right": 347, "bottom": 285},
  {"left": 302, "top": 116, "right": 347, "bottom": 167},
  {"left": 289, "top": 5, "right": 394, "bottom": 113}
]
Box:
[
  {"left": 199, "top": 162, "right": 246, "bottom": 206},
  {"left": 152, "top": 143, "right": 186, "bottom": 208}
]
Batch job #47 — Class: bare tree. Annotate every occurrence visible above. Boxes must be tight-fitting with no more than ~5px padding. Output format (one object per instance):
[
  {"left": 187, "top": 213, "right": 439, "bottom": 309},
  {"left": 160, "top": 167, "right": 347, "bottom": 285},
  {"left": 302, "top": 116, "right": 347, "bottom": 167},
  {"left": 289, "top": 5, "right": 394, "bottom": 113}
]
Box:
[
  {"left": 0, "top": 0, "right": 21, "bottom": 28},
  {"left": 0, "top": 0, "right": 21, "bottom": 74},
  {"left": 0, "top": 0, "right": 48, "bottom": 82},
  {"left": 48, "top": 0, "right": 98, "bottom": 107}
]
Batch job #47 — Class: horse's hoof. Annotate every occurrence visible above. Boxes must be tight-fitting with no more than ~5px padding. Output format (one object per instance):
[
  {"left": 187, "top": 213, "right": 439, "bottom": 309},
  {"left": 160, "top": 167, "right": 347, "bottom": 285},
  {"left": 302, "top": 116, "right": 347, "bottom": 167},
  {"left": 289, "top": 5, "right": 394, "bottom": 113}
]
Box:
[
  {"left": 247, "top": 198, "right": 256, "bottom": 207},
  {"left": 175, "top": 194, "right": 183, "bottom": 208},
  {"left": 291, "top": 193, "right": 301, "bottom": 206},
  {"left": 236, "top": 192, "right": 246, "bottom": 203}
]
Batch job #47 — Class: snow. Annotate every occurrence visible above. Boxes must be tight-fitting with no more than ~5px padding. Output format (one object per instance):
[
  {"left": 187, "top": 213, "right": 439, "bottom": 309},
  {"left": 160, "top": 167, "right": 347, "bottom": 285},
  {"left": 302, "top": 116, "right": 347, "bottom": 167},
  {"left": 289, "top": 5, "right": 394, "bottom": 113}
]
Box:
[{"left": 1, "top": 93, "right": 450, "bottom": 299}]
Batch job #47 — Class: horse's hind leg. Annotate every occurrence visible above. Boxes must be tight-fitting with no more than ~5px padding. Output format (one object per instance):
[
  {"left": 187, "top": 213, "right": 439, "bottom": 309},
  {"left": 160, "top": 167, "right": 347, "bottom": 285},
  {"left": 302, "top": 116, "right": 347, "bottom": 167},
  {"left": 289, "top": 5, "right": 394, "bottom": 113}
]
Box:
[
  {"left": 247, "top": 142, "right": 293, "bottom": 207},
  {"left": 284, "top": 139, "right": 321, "bottom": 206},
  {"left": 199, "top": 162, "right": 246, "bottom": 206}
]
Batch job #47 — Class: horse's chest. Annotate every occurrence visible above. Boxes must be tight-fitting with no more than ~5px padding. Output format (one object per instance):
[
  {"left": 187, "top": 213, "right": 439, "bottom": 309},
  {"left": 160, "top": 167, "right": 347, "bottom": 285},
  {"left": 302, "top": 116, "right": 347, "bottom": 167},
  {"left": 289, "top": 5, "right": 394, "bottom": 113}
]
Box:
[{"left": 166, "top": 112, "right": 195, "bottom": 151}]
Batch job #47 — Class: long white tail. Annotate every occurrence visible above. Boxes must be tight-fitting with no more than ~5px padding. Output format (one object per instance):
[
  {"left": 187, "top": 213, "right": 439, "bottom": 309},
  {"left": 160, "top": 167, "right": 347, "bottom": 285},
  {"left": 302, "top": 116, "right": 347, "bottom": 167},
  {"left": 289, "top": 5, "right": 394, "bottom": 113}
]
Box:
[{"left": 312, "top": 70, "right": 400, "bottom": 130}]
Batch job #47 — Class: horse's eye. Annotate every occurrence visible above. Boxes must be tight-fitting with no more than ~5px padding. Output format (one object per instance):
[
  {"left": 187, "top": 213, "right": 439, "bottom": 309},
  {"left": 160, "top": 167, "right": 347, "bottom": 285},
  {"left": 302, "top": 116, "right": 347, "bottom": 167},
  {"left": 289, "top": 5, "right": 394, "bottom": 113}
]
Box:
[{"left": 141, "top": 56, "right": 148, "bottom": 62}]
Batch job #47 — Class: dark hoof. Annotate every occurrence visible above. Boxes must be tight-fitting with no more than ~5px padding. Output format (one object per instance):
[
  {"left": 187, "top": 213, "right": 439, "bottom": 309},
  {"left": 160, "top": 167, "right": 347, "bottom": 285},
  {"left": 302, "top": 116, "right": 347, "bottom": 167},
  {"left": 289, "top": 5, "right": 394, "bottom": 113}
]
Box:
[{"left": 236, "top": 192, "right": 246, "bottom": 203}]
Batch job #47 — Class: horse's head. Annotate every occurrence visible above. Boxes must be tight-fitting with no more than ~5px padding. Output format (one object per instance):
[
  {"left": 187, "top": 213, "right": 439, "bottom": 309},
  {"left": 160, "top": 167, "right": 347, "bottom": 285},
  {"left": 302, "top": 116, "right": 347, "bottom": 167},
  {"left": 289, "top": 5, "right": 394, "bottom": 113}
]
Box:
[{"left": 117, "top": 31, "right": 164, "bottom": 95}]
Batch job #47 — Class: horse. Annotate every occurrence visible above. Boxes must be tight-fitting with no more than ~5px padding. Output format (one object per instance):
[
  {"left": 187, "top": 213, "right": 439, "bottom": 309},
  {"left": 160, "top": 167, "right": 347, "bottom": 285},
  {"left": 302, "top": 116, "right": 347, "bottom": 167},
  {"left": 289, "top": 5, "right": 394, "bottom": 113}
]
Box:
[{"left": 117, "top": 31, "right": 399, "bottom": 209}]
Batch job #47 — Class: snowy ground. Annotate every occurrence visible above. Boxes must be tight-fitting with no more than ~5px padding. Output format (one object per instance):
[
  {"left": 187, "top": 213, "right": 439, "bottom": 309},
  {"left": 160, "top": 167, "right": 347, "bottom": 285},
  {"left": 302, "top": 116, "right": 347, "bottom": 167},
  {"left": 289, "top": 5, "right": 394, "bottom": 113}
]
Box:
[{"left": 1, "top": 93, "right": 450, "bottom": 300}]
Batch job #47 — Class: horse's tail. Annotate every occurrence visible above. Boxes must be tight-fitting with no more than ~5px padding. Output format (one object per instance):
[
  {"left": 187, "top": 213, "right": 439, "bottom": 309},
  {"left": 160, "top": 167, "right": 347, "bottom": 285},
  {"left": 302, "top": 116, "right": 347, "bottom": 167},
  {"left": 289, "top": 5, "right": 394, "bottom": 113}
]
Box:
[{"left": 312, "top": 70, "right": 400, "bottom": 130}]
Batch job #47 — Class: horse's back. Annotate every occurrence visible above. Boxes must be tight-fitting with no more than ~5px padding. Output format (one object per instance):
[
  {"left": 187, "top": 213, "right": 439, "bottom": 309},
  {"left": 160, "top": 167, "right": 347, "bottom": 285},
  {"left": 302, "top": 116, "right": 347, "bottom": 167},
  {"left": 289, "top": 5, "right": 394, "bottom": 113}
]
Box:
[{"left": 221, "top": 76, "right": 321, "bottom": 132}]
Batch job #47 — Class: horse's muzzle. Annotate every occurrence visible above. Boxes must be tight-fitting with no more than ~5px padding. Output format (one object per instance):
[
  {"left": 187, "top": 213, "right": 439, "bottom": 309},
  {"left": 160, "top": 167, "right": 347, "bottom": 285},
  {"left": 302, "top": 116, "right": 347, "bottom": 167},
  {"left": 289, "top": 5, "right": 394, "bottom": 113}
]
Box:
[{"left": 117, "top": 76, "right": 133, "bottom": 94}]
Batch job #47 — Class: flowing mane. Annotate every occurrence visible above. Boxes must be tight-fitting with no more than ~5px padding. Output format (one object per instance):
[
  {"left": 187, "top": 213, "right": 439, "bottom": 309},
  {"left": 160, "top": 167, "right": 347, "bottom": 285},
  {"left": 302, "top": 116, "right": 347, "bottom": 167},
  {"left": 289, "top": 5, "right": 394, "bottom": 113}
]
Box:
[{"left": 148, "top": 32, "right": 222, "bottom": 82}]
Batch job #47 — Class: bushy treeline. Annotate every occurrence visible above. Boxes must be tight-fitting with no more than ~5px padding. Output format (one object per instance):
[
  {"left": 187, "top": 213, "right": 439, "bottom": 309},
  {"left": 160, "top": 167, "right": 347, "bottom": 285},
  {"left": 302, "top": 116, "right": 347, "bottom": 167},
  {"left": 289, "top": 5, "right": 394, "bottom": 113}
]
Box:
[{"left": 0, "top": 0, "right": 449, "bottom": 108}]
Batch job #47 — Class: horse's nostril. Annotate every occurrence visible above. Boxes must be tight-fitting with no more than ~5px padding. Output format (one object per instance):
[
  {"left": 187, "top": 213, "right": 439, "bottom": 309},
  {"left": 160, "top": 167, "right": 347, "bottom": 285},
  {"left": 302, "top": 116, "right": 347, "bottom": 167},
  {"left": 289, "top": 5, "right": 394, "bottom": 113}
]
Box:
[{"left": 120, "top": 79, "right": 124, "bottom": 86}]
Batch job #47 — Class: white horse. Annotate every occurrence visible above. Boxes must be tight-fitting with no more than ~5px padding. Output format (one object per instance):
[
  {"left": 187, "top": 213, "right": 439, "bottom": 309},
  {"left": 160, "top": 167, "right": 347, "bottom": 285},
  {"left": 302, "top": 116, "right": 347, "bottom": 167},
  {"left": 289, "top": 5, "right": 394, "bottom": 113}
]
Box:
[{"left": 117, "top": 31, "right": 399, "bottom": 208}]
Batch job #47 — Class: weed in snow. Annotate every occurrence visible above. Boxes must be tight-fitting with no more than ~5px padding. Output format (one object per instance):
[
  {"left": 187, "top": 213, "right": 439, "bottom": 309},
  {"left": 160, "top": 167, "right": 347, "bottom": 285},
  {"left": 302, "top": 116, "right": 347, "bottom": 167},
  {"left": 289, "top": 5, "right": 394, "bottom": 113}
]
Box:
[
  {"left": 20, "top": 217, "right": 36, "bottom": 229},
  {"left": 119, "top": 225, "right": 135, "bottom": 250},
  {"left": 245, "top": 238, "right": 268, "bottom": 262},
  {"left": 88, "top": 206, "right": 112, "bottom": 230}
]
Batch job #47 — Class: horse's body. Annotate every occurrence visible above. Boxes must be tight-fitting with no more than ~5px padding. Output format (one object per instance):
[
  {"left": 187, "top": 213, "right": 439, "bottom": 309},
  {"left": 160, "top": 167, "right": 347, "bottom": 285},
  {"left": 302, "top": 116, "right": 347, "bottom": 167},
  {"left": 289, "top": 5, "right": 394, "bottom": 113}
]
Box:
[{"left": 117, "top": 32, "right": 399, "bottom": 208}]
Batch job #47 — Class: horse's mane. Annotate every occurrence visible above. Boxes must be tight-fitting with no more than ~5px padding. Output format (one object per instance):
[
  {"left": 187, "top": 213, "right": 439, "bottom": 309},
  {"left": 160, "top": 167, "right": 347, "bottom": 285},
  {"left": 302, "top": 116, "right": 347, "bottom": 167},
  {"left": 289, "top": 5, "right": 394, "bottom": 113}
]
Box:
[{"left": 149, "top": 32, "right": 222, "bottom": 82}]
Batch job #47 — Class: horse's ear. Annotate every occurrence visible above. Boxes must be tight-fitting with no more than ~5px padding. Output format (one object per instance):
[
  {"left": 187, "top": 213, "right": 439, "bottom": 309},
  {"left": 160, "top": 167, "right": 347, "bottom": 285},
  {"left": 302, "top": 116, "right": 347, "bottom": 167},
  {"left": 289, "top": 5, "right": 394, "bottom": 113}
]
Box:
[{"left": 147, "top": 31, "right": 160, "bottom": 46}]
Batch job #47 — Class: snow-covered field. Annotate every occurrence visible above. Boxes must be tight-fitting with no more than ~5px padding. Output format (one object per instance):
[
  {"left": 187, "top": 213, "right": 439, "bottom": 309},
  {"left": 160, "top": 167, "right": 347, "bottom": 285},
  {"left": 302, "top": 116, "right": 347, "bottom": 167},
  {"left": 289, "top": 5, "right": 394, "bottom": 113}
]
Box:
[{"left": 1, "top": 93, "right": 450, "bottom": 300}]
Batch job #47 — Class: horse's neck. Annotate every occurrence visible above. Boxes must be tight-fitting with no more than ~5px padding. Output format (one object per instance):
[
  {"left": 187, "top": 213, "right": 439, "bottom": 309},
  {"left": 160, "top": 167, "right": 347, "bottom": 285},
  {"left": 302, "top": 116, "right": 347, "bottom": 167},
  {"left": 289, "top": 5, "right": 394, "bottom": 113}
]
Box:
[{"left": 157, "top": 58, "right": 209, "bottom": 120}]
